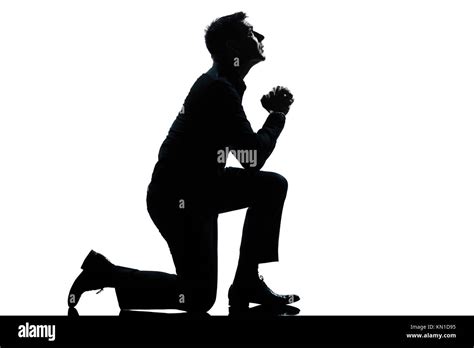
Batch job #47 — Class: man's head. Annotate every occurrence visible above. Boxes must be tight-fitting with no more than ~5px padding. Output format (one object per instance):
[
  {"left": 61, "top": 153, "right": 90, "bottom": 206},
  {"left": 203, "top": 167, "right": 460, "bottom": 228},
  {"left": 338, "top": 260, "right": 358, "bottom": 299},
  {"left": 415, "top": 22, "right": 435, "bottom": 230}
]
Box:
[{"left": 205, "top": 12, "right": 265, "bottom": 67}]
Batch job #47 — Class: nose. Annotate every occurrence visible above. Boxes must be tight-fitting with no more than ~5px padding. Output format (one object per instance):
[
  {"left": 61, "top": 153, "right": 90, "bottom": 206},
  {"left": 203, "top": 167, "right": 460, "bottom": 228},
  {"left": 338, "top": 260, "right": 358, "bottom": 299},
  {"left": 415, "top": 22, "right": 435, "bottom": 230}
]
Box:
[{"left": 254, "top": 31, "right": 265, "bottom": 42}]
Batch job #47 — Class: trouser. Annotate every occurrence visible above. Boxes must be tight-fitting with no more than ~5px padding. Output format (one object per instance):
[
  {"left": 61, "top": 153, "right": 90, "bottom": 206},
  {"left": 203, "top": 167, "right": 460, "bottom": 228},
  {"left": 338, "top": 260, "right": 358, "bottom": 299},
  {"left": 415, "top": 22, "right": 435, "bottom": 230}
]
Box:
[{"left": 115, "top": 167, "right": 288, "bottom": 312}]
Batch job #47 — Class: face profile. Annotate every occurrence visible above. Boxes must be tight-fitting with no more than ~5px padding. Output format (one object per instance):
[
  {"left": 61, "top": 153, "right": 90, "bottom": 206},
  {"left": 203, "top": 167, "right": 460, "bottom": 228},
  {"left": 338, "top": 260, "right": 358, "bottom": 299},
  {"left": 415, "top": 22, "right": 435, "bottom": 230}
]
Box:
[
  {"left": 205, "top": 12, "right": 266, "bottom": 71},
  {"left": 235, "top": 22, "right": 266, "bottom": 65}
]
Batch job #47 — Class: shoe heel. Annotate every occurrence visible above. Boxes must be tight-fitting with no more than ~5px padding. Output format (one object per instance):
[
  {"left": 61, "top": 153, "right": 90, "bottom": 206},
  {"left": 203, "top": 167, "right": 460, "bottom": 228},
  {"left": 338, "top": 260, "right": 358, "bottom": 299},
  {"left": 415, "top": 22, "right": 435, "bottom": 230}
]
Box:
[
  {"left": 80, "top": 250, "right": 96, "bottom": 270},
  {"left": 229, "top": 297, "right": 250, "bottom": 311},
  {"left": 229, "top": 302, "right": 250, "bottom": 316}
]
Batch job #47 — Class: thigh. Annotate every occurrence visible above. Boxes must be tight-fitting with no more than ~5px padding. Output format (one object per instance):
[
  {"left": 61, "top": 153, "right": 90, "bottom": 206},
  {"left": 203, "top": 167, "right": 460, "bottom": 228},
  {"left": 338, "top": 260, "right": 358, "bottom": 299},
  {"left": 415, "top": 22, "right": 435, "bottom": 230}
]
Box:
[
  {"left": 168, "top": 211, "right": 218, "bottom": 282},
  {"left": 216, "top": 167, "right": 287, "bottom": 214},
  {"left": 216, "top": 167, "right": 255, "bottom": 214},
  {"left": 147, "top": 188, "right": 218, "bottom": 287}
]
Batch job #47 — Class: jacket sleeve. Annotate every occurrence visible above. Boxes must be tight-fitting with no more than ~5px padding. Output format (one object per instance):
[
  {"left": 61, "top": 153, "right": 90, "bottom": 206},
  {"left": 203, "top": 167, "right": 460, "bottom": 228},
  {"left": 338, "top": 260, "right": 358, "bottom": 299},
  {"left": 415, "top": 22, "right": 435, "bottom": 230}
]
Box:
[{"left": 211, "top": 80, "right": 286, "bottom": 171}]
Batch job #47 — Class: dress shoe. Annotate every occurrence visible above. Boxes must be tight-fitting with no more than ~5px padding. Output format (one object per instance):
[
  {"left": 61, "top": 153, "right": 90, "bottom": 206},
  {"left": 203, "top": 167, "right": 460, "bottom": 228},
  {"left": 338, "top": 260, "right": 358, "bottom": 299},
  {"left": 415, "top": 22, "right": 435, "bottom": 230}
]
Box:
[
  {"left": 67, "top": 250, "right": 115, "bottom": 308},
  {"left": 80, "top": 250, "right": 115, "bottom": 272},
  {"left": 228, "top": 275, "right": 300, "bottom": 309}
]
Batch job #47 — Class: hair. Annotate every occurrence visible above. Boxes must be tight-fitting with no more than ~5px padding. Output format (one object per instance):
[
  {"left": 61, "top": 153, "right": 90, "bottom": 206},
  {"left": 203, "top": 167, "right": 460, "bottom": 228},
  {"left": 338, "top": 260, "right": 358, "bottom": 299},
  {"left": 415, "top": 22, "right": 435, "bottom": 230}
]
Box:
[{"left": 204, "top": 12, "right": 248, "bottom": 62}]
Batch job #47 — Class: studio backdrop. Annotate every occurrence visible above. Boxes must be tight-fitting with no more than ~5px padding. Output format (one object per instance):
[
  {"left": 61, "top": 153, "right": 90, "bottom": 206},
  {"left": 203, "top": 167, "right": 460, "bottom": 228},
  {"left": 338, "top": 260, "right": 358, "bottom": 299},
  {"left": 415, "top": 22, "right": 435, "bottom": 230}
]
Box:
[{"left": 1, "top": 0, "right": 473, "bottom": 315}]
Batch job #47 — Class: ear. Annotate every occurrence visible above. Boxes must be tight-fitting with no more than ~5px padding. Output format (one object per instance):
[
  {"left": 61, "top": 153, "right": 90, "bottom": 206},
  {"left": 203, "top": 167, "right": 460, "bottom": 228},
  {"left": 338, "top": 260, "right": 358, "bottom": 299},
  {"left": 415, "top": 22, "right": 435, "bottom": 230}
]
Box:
[{"left": 225, "top": 39, "right": 240, "bottom": 56}]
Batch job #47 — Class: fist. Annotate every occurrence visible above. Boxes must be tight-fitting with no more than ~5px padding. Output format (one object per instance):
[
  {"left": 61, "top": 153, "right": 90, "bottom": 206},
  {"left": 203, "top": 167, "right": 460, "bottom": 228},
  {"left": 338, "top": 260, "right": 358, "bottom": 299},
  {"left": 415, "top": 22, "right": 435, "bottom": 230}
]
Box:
[{"left": 261, "top": 86, "right": 294, "bottom": 115}]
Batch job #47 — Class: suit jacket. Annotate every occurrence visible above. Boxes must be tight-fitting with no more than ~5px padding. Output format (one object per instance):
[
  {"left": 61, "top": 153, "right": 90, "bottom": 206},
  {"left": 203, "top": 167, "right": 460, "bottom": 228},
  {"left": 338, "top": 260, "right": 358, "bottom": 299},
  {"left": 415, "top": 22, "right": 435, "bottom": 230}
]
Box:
[{"left": 149, "top": 66, "right": 286, "bottom": 209}]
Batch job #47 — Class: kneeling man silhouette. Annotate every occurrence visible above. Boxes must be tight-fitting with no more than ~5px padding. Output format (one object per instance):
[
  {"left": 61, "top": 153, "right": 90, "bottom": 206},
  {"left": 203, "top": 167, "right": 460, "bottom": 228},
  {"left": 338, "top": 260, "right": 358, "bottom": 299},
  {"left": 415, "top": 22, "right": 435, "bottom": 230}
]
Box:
[{"left": 68, "top": 12, "right": 300, "bottom": 314}]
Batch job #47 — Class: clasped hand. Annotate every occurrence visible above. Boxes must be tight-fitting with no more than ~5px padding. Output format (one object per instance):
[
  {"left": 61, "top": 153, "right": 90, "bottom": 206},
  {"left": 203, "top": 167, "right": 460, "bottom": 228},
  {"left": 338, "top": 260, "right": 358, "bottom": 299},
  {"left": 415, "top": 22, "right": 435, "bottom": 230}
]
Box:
[{"left": 261, "top": 86, "right": 294, "bottom": 115}]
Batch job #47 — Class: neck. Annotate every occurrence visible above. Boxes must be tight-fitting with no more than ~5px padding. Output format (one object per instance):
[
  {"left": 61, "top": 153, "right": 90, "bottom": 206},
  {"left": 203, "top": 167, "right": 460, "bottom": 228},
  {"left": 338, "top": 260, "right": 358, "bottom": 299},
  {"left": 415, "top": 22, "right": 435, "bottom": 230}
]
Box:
[{"left": 209, "top": 60, "right": 253, "bottom": 80}]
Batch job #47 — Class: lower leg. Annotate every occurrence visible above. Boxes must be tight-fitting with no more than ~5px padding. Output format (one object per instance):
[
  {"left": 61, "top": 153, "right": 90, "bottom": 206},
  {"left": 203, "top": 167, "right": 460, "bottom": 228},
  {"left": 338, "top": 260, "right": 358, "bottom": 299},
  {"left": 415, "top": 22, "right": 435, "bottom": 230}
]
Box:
[
  {"left": 233, "top": 258, "right": 259, "bottom": 286},
  {"left": 114, "top": 269, "right": 184, "bottom": 310}
]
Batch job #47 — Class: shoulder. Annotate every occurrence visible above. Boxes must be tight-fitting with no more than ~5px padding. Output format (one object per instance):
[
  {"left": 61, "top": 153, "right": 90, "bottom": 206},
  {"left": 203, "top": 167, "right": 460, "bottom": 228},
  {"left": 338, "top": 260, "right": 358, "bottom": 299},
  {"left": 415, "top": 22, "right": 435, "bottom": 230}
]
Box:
[
  {"left": 208, "top": 76, "right": 240, "bottom": 101},
  {"left": 190, "top": 73, "right": 242, "bottom": 111},
  {"left": 186, "top": 74, "right": 232, "bottom": 100}
]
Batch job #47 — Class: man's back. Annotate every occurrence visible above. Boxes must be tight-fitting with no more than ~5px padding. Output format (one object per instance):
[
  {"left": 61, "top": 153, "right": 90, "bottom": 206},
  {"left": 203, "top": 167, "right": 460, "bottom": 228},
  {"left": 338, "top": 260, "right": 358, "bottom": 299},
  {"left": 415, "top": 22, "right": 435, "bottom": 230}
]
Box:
[{"left": 154, "top": 72, "right": 239, "bottom": 178}]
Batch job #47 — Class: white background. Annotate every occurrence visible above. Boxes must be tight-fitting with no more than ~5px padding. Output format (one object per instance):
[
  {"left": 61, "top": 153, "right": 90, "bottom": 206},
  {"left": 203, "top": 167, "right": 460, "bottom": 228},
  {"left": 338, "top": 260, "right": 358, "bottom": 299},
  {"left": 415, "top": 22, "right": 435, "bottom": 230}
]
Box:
[{"left": 1, "top": 0, "right": 473, "bottom": 316}]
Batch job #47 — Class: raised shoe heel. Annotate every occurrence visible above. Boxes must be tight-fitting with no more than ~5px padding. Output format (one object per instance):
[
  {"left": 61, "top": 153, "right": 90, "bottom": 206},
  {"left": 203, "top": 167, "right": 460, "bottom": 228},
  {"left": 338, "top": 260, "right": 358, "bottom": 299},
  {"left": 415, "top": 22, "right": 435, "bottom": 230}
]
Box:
[
  {"left": 80, "top": 250, "right": 97, "bottom": 271},
  {"left": 80, "top": 250, "right": 114, "bottom": 272}
]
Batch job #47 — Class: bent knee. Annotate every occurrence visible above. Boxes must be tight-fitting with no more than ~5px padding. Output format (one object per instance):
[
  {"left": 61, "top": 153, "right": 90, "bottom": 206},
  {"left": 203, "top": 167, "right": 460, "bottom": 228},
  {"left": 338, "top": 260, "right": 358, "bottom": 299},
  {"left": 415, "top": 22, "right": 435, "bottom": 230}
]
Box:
[
  {"left": 179, "top": 279, "right": 217, "bottom": 313},
  {"left": 185, "top": 289, "right": 216, "bottom": 313},
  {"left": 262, "top": 171, "right": 288, "bottom": 195}
]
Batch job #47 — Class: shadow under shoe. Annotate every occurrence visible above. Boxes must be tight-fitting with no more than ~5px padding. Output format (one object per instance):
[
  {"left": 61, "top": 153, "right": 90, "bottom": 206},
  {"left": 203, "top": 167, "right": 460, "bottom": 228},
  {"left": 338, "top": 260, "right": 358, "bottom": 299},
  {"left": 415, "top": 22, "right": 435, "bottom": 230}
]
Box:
[
  {"left": 228, "top": 275, "right": 300, "bottom": 311},
  {"left": 229, "top": 304, "right": 300, "bottom": 317},
  {"left": 119, "top": 309, "right": 210, "bottom": 318},
  {"left": 67, "top": 250, "right": 116, "bottom": 308}
]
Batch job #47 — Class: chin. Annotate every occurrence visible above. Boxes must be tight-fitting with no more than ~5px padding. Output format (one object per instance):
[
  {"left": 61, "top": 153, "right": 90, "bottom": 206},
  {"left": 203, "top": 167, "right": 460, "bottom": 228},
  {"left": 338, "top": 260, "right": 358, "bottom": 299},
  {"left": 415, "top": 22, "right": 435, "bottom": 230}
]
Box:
[
  {"left": 256, "top": 53, "right": 266, "bottom": 62},
  {"left": 248, "top": 53, "right": 266, "bottom": 66}
]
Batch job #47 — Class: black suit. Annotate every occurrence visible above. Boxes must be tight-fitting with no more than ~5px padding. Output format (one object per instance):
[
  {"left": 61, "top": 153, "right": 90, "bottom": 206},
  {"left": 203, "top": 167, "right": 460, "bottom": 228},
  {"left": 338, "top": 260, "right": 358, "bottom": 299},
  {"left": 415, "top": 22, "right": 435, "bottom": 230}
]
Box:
[{"left": 115, "top": 66, "right": 288, "bottom": 312}]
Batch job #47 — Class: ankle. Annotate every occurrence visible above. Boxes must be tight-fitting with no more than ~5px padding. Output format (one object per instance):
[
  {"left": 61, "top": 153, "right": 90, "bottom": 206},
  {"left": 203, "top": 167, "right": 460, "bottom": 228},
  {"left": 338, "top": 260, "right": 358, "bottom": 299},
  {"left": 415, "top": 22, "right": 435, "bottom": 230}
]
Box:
[
  {"left": 233, "top": 274, "right": 260, "bottom": 288},
  {"left": 234, "top": 261, "right": 258, "bottom": 282}
]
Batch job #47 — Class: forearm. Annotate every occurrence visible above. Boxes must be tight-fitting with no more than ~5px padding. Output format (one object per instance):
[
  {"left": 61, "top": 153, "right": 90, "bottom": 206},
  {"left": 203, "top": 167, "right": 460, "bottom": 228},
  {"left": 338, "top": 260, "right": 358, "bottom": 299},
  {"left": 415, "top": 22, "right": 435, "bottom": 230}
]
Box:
[{"left": 235, "top": 111, "right": 286, "bottom": 171}]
